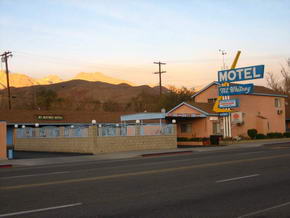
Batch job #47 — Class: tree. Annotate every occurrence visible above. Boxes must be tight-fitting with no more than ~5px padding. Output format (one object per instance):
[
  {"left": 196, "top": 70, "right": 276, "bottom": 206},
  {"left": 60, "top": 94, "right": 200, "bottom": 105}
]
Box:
[
  {"left": 36, "top": 88, "right": 63, "bottom": 110},
  {"left": 158, "top": 86, "right": 195, "bottom": 111},
  {"left": 127, "top": 86, "right": 196, "bottom": 112},
  {"left": 267, "top": 59, "right": 290, "bottom": 97},
  {"left": 128, "top": 91, "right": 159, "bottom": 112},
  {"left": 102, "top": 99, "right": 122, "bottom": 112}
]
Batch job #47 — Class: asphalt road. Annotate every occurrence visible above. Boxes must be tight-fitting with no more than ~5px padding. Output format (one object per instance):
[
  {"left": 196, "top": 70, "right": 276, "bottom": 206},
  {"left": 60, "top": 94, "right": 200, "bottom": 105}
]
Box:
[{"left": 1, "top": 143, "right": 290, "bottom": 217}]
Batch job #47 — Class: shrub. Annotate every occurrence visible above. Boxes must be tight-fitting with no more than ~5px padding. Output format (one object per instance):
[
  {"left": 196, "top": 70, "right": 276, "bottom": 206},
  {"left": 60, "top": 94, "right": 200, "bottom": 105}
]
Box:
[
  {"left": 177, "top": 137, "right": 207, "bottom": 142},
  {"left": 190, "top": 138, "right": 203, "bottom": 142},
  {"left": 283, "top": 132, "right": 290, "bottom": 138},
  {"left": 267, "top": 132, "right": 283, "bottom": 138},
  {"left": 177, "top": 137, "right": 189, "bottom": 142},
  {"left": 256, "top": 133, "right": 267, "bottom": 139},
  {"left": 247, "top": 129, "right": 258, "bottom": 139}
]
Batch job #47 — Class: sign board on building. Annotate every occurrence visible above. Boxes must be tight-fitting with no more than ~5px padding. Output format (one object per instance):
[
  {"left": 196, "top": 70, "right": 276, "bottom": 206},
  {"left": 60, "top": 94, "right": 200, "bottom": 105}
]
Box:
[
  {"left": 218, "top": 65, "right": 264, "bottom": 83},
  {"left": 168, "top": 113, "right": 206, "bottom": 118},
  {"left": 209, "top": 117, "right": 218, "bottom": 121},
  {"left": 231, "top": 112, "right": 243, "bottom": 124},
  {"left": 219, "top": 112, "right": 230, "bottom": 117},
  {"left": 219, "top": 84, "right": 254, "bottom": 96},
  {"left": 37, "top": 115, "right": 64, "bottom": 120},
  {"left": 219, "top": 99, "right": 240, "bottom": 109}
]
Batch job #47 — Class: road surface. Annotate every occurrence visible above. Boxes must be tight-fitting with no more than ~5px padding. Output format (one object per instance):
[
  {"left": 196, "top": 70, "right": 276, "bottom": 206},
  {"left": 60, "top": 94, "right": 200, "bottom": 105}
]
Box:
[{"left": 1, "top": 143, "right": 290, "bottom": 217}]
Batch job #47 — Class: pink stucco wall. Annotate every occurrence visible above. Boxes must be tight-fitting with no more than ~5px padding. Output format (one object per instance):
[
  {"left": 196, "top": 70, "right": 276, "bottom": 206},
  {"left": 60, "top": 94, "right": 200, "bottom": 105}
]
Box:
[
  {"left": 195, "top": 85, "right": 218, "bottom": 103},
  {"left": 168, "top": 104, "right": 213, "bottom": 138},
  {"left": 194, "top": 83, "right": 286, "bottom": 136},
  {"left": 231, "top": 95, "right": 285, "bottom": 136},
  {"left": 170, "top": 83, "right": 286, "bottom": 138}
]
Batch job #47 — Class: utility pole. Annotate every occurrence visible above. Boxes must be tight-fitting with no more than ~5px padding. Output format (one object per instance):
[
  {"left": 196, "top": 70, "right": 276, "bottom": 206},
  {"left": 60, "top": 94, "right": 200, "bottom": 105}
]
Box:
[
  {"left": 0, "top": 51, "right": 13, "bottom": 110},
  {"left": 153, "top": 61, "right": 166, "bottom": 96},
  {"left": 219, "top": 49, "right": 227, "bottom": 70}
]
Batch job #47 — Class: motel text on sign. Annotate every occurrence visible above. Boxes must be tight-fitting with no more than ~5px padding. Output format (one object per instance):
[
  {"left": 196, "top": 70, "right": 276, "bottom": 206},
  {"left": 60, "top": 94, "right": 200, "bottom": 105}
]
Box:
[{"left": 218, "top": 65, "right": 264, "bottom": 83}]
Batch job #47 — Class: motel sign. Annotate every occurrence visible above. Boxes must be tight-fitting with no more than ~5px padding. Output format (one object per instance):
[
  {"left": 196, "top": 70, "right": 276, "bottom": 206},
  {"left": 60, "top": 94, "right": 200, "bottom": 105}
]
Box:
[
  {"left": 218, "top": 65, "right": 264, "bottom": 83},
  {"left": 219, "top": 99, "right": 239, "bottom": 109},
  {"left": 218, "top": 84, "right": 254, "bottom": 96}
]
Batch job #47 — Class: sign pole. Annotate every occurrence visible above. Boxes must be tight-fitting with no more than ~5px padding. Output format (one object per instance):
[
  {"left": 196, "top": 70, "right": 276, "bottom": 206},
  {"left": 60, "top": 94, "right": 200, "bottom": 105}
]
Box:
[
  {"left": 223, "top": 51, "right": 241, "bottom": 138},
  {"left": 227, "top": 96, "right": 232, "bottom": 137},
  {"left": 215, "top": 51, "right": 265, "bottom": 139}
]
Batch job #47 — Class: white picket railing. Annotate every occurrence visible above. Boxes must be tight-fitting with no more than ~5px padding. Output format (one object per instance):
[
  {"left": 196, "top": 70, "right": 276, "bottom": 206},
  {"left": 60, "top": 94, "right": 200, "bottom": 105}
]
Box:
[{"left": 16, "top": 124, "right": 174, "bottom": 138}]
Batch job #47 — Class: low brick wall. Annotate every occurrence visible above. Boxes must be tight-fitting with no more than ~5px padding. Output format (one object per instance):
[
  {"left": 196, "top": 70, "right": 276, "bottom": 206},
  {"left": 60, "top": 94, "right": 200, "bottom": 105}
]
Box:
[
  {"left": 15, "top": 126, "right": 177, "bottom": 154},
  {"left": 95, "top": 135, "right": 177, "bottom": 153},
  {"left": 16, "top": 137, "right": 95, "bottom": 153}
]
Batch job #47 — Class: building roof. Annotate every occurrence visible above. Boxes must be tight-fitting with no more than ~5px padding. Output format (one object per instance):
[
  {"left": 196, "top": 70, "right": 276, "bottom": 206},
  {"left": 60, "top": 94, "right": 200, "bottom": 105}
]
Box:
[
  {"left": 0, "top": 110, "right": 131, "bottom": 125},
  {"left": 121, "top": 113, "right": 165, "bottom": 121},
  {"left": 252, "top": 85, "right": 288, "bottom": 97},
  {"left": 192, "top": 81, "right": 287, "bottom": 98},
  {"left": 166, "top": 101, "right": 217, "bottom": 116}
]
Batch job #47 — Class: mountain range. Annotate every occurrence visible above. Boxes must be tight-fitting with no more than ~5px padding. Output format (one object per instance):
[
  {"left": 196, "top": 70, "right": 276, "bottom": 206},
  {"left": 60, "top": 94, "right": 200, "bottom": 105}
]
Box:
[
  {"left": 0, "top": 71, "right": 134, "bottom": 89},
  {"left": 0, "top": 71, "right": 167, "bottom": 111}
]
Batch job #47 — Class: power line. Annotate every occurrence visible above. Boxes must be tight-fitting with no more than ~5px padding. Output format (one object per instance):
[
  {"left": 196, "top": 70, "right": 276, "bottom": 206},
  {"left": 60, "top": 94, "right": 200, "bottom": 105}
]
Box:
[
  {"left": 0, "top": 51, "right": 13, "bottom": 110},
  {"left": 153, "top": 61, "right": 166, "bottom": 96}
]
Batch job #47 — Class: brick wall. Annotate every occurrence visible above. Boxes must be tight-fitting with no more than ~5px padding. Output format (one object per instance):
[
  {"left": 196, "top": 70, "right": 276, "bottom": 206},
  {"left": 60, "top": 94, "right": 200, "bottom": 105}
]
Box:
[
  {"left": 15, "top": 126, "right": 177, "bottom": 154},
  {"left": 95, "top": 135, "right": 177, "bottom": 153},
  {"left": 16, "top": 137, "right": 94, "bottom": 153}
]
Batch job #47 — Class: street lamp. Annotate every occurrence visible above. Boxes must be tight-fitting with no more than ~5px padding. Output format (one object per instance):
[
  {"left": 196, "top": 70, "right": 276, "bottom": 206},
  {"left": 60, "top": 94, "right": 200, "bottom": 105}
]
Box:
[
  {"left": 172, "top": 119, "right": 176, "bottom": 124},
  {"left": 35, "top": 123, "right": 39, "bottom": 128},
  {"left": 91, "top": 120, "right": 96, "bottom": 125}
]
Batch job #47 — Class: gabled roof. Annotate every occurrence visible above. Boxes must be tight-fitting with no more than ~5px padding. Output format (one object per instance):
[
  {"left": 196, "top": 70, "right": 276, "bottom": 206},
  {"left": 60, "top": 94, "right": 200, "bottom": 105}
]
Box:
[
  {"left": 191, "top": 81, "right": 218, "bottom": 98},
  {"left": 191, "top": 81, "right": 287, "bottom": 98},
  {"left": 166, "top": 101, "right": 218, "bottom": 116}
]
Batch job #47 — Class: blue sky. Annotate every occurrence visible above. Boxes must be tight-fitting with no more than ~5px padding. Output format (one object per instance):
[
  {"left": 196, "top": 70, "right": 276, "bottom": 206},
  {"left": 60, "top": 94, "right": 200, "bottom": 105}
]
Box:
[{"left": 0, "top": 0, "right": 289, "bottom": 87}]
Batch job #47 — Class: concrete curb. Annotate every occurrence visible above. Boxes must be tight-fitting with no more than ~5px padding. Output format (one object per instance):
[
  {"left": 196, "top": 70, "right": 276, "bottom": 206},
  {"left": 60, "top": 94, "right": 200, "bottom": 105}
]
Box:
[{"left": 141, "top": 151, "right": 193, "bottom": 157}]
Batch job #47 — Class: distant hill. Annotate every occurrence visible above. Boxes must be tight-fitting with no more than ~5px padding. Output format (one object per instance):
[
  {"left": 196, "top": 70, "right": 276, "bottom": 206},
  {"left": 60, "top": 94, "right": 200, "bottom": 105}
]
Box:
[
  {"left": 0, "top": 80, "right": 165, "bottom": 111},
  {"left": 0, "top": 71, "right": 134, "bottom": 89},
  {"left": 0, "top": 71, "right": 37, "bottom": 88},
  {"left": 73, "top": 72, "right": 134, "bottom": 86},
  {"left": 36, "top": 75, "right": 63, "bottom": 85}
]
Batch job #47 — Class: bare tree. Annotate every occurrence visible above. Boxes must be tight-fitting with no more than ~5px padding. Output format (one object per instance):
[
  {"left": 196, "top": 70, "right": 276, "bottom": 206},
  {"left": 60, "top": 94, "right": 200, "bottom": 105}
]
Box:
[{"left": 267, "top": 58, "right": 290, "bottom": 97}]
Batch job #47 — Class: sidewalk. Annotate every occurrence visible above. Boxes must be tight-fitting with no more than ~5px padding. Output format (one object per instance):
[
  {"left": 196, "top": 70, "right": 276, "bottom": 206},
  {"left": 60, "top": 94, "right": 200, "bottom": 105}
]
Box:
[{"left": 1, "top": 138, "right": 290, "bottom": 167}]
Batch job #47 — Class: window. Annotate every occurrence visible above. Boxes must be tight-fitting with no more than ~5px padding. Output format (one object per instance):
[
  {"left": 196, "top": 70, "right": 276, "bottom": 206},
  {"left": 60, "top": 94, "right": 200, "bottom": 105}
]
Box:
[
  {"left": 39, "top": 128, "right": 46, "bottom": 137},
  {"left": 180, "top": 123, "right": 192, "bottom": 133},
  {"left": 64, "top": 127, "right": 70, "bottom": 137},
  {"left": 213, "top": 122, "right": 221, "bottom": 134},
  {"left": 275, "top": 98, "right": 281, "bottom": 108},
  {"left": 208, "top": 98, "right": 217, "bottom": 104}
]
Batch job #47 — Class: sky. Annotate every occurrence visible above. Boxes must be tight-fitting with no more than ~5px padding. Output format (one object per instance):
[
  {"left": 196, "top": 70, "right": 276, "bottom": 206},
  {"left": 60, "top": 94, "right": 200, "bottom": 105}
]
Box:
[{"left": 0, "top": 0, "right": 290, "bottom": 88}]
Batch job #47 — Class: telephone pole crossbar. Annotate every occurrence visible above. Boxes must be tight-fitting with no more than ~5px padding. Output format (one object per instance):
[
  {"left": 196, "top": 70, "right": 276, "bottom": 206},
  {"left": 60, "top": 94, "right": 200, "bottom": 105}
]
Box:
[
  {"left": 153, "top": 61, "right": 166, "bottom": 96},
  {"left": 1, "top": 51, "right": 13, "bottom": 110}
]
